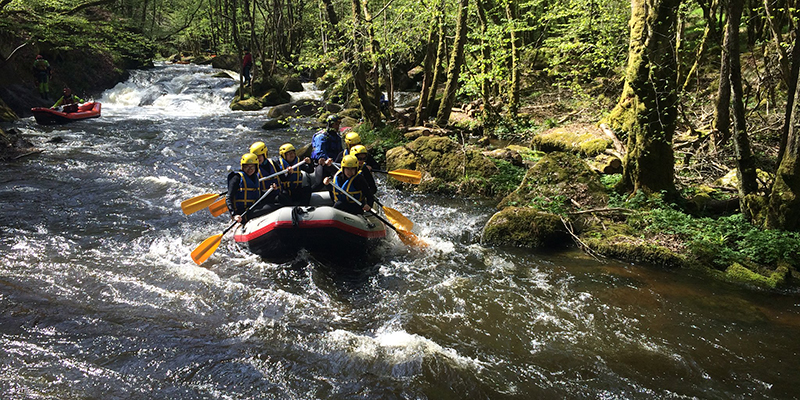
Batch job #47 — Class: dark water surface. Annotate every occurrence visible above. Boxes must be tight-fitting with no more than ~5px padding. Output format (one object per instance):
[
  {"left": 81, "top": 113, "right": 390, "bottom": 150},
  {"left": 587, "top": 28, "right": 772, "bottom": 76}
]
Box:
[{"left": 1, "top": 63, "right": 799, "bottom": 399}]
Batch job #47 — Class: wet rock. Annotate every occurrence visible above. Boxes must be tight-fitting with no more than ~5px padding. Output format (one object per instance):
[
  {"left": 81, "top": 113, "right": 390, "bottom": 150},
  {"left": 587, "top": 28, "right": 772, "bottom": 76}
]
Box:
[
  {"left": 262, "top": 119, "right": 289, "bottom": 130},
  {"left": 482, "top": 207, "right": 571, "bottom": 248}
]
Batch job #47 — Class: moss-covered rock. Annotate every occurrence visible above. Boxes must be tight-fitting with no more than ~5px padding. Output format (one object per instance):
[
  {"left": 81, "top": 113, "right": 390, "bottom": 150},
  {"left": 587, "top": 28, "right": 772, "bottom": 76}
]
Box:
[
  {"left": 580, "top": 222, "right": 690, "bottom": 268},
  {"left": 499, "top": 152, "right": 607, "bottom": 211},
  {"left": 0, "top": 97, "right": 18, "bottom": 122},
  {"left": 723, "top": 262, "right": 789, "bottom": 289},
  {"left": 531, "top": 126, "right": 611, "bottom": 156},
  {"left": 482, "top": 207, "right": 571, "bottom": 248},
  {"left": 230, "top": 96, "right": 263, "bottom": 111},
  {"left": 385, "top": 135, "right": 499, "bottom": 195}
]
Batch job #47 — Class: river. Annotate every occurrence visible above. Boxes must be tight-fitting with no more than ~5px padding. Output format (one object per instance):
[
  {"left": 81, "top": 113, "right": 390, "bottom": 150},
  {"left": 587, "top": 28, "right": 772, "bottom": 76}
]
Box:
[{"left": 1, "top": 63, "right": 799, "bottom": 399}]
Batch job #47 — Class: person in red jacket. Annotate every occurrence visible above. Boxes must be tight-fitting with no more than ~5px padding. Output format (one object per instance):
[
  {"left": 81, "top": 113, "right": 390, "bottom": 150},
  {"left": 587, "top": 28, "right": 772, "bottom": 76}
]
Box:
[{"left": 242, "top": 48, "right": 253, "bottom": 87}]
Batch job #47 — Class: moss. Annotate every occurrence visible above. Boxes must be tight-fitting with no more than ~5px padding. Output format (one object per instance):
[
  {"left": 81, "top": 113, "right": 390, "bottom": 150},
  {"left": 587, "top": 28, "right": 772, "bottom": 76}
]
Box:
[
  {"left": 530, "top": 128, "right": 611, "bottom": 156},
  {"left": 499, "top": 152, "right": 607, "bottom": 211},
  {"left": 385, "top": 136, "right": 499, "bottom": 195},
  {"left": 0, "top": 98, "right": 17, "bottom": 122},
  {"left": 482, "top": 207, "right": 570, "bottom": 248},
  {"left": 724, "top": 263, "right": 788, "bottom": 289},
  {"left": 581, "top": 234, "right": 689, "bottom": 268}
]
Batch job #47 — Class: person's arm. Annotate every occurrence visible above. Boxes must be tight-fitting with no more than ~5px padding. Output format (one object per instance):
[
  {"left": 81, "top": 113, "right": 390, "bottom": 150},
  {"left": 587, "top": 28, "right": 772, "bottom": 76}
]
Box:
[
  {"left": 76, "top": 96, "right": 85, "bottom": 103},
  {"left": 51, "top": 97, "right": 64, "bottom": 109},
  {"left": 226, "top": 174, "right": 241, "bottom": 217},
  {"left": 355, "top": 175, "right": 373, "bottom": 210}
]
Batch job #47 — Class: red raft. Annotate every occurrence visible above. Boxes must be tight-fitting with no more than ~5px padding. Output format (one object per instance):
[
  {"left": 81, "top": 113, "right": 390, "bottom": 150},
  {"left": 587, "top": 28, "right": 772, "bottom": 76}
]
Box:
[
  {"left": 31, "top": 102, "right": 101, "bottom": 125},
  {"left": 233, "top": 192, "right": 387, "bottom": 262}
]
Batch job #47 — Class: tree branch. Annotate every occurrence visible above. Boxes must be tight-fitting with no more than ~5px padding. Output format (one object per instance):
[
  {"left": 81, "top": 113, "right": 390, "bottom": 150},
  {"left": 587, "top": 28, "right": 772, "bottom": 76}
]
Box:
[{"left": 62, "top": 0, "right": 116, "bottom": 15}]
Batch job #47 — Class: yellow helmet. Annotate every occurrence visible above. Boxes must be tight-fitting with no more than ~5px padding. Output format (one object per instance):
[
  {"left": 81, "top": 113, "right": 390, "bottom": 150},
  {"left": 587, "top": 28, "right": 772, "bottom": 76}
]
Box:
[
  {"left": 341, "top": 154, "right": 359, "bottom": 168},
  {"left": 345, "top": 132, "right": 361, "bottom": 146},
  {"left": 249, "top": 141, "right": 267, "bottom": 156},
  {"left": 351, "top": 145, "right": 367, "bottom": 155},
  {"left": 279, "top": 143, "right": 295, "bottom": 156},
  {"left": 241, "top": 153, "right": 258, "bottom": 166}
]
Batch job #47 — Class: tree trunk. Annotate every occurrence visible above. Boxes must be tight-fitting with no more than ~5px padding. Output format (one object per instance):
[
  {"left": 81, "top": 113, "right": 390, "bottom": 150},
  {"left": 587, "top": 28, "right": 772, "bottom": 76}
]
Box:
[
  {"left": 476, "top": 0, "right": 493, "bottom": 120},
  {"left": 726, "top": 0, "right": 758, "bottom": 217},
  {"left": 425, "top": 9, "right": 447, "bottom": 118},
  {"left": 608, "top": 0, "right": 680, "bottom": 196},
  {"left": 765, "top": 67, "right": 800, "bottom": 230},
  {"left": 778, "top": 19, "right": 800, "bottom": 165},
  {"left": 321, "top": 0, "right": 342, "bottom": 41},
  {"left": 505, "top": 0, "right": 520, "bottom": 117},
  {"left": 415, "top": 17, "right": 439, "bottom": 125},
  {"left": 714, "top": 4, "right": 732, "bottom": 145},
  {"left": 350, "top": 0, "right": 383, "bottom": 127},
  {"left": 435, "top": 0, "right": 469, "bottom": 126}
]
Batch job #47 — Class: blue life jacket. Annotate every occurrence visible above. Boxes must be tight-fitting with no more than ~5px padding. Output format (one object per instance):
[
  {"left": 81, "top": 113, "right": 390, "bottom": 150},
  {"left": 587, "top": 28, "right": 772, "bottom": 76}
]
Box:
[
  {"left": 310, "top": 129, "right": 343, "bottom": 162},
  {"left": 278, "top": 157, "right": 304, "bottom": 192},
  {"left": 258, "top": 159, "right": 280, "bottom": 192},
  {"left": 231, "top": 171, "right": 261, "bottom": 213},
  {"left": 332, "top": 170, "right": 363, "bottom": 204}
]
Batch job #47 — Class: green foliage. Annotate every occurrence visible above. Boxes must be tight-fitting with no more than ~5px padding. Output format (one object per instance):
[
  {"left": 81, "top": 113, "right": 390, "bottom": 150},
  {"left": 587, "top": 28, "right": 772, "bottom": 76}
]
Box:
[
  {"left": 600, "top": 173, "right": 622, "bottom": 190},
  {"left": 644, "top": 209, "right": 800, "bottom": 269},
  {"left": 488, "top": 159, "right": 526, "bottom": 196},
  {"left": 528, "top": 195, "right": 569, "bottom": 215},
  {"left": 358, "top": 124, "right": 406, "bottom": 166}
]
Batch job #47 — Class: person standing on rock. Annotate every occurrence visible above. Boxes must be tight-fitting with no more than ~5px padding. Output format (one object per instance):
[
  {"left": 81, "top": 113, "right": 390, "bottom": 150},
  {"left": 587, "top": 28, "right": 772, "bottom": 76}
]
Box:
[
  {"left": 242, "top": 48, "right": 253, "bottom": 87},
  {"left": 32, "top": 55, "right": 52, "bottom": 99}
]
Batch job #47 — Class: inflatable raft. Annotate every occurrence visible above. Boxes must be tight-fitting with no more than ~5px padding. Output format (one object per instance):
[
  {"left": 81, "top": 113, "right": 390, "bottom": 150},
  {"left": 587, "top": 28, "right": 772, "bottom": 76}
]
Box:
[
  {"left": 233, "top": 192, "right": 386, "bottom": 261},
  {"left": 31, "top": 102, "right": 101, "bottom": 125}
]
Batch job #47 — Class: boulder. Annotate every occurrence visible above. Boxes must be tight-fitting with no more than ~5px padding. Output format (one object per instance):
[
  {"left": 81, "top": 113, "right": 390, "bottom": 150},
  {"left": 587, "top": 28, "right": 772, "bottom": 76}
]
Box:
[
  {"left": 268, "top": 99, "right": 325, "bottom": 118},
  {"left": 211, "top": 54, "right": 239, "bottom": 71},
  {"left": 498, "top": 152, "right": 607, "bottom": 211},
  {"left": 385, "top": 135, "right": 498, "bottom": 194},
  {"left": 482, "top": 207, "right": 571, "bottom": 248},
  {"left": 531, "top": 125, "right": 611, "bottom": 156},
  {"left": 262, "top": 119, "right": 290, "bottom": 130}
]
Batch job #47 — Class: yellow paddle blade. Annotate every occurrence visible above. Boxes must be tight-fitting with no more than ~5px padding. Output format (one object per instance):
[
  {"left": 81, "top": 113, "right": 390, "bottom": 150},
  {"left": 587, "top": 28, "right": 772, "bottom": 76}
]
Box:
[
  {"left": 208, "top": 198, "right": 228, "bottom": 217},
  {"left": 181, "top": 193, "right": 221, "bottom": 215},
  {"left": 397, "top": 228, "right": 428, "bottom": 248},
  {"left": 383, "top": 206, "right": 413, "bottom": 231},
  {"left": 191, "top": 233, "right": 224, "bottom": 265},
  {"left": 388, "top": 169, "right": 422, "bottom": 185}
]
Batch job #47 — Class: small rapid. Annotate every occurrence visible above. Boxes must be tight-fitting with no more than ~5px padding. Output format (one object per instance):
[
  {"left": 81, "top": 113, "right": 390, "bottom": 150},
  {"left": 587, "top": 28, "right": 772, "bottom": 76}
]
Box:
[{"left": 2, "top": 63, "right": 800, "bottom": 399}]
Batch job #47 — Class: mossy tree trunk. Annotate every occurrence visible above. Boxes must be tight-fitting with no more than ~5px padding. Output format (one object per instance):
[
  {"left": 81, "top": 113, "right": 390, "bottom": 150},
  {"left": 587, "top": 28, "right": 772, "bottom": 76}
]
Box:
[
  {"left": 608, "top": 0, "right": 680, "bottom": 196},
  {"left": 435, "top": 0, "right": 469, "bottom": 126},
  {"left": 778, "top": 19, "right": 800, "bottom": 165},
  {"left": 415, "top": 17, "right": 439, "bottom": 125},
  {"left": 476, "top": 0, "right": 494, "bottom": 120},
  {"left": 726, "top": 0, "right": 758, "bottom": 216},
  {"left": 765, "top": 45, "right": 800, "bottom": 230},
  {"left": 424, "top": 6, "right": 448, "bottom": 120},
  {"left": 714, "top": 3, "right": 732, "bottom": 145},
  {"left": 505, "top": 0, "right": 520, "bottom": 117},
  {"left": 350, "top": 0, "right": 383, "bottom": 127}
]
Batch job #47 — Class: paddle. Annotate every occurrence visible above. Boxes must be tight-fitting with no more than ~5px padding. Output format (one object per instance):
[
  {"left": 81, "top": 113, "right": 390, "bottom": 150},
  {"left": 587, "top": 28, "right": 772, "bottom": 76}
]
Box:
[
  {"left": 374, "top": 198, "right": 413, "bottom": 231},
  {"left": 191, "top": 188, "right": 275, "bottom": 265},
  {"left": 181, "top": 192, "right": 226, "bottom": 215},
  {"left": 208, "top": 197, "right": 228, "bottom": 217},
  {"left": 373, "top": 168, "right": 422, "bottom": 185},
  {"left": 181, "top": 160, "right": 307, "bottom": 216},
  {"left": 332, "top": 183, "right": 427, "bottom": 247}
]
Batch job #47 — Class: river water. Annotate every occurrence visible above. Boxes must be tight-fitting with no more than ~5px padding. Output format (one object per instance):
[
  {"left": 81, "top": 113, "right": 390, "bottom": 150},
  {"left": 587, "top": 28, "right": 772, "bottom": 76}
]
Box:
[{"left": 2, "top": 63, "right": 799, "bottom": 399}]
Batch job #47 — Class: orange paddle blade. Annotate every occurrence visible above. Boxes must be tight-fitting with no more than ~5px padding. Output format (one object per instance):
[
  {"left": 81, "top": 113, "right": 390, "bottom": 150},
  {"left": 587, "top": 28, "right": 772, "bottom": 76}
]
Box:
[
  {"left": 383, "top": 206, "right": 413, "bottom": 231},
  {"left": 191, "top": 233, "right": 224, "bottom": 265},
  {"left": 208, "top": 198, "right": 228, "bottom": 217},
  {"left": 397, "top": 229, "right": 427, "bottom": 247},
  {"left": 387, "top": 169, "right": 422, "bottom": 185},
  {"left": 181, "top": 193, "right": 221, "bottom": 215}
]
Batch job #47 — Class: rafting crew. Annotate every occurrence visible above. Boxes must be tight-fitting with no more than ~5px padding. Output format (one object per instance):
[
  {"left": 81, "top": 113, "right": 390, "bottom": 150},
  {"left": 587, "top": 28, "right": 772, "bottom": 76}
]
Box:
[
  {"left": 276, "top": 143, "right": 314, "bottom": 205},
  {"left": 323, "top": 154, "right": 374, "bottom": 215}
]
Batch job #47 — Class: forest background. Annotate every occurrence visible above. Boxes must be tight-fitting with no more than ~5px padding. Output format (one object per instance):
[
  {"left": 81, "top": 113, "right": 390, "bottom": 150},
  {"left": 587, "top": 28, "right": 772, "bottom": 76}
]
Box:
[{"left": 1, "top": 0, "right": 800, "bottom": 291}]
